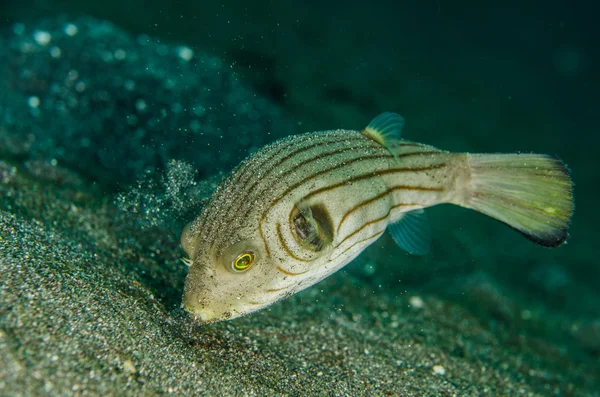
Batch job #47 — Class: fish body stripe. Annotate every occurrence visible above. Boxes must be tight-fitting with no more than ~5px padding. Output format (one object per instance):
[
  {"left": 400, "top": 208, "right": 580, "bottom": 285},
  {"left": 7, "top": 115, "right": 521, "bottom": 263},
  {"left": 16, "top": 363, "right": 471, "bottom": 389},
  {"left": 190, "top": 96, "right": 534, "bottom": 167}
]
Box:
[
  {"left": 199, "top": 129, "right": 447, "bottom": 259},
  {"left": 276, "top": 265, "right": 308, "bottom": 277},
  {"left": 229, "top": 134, "right": 370, "bottom": 213},
  {"left": 329, "top": 199, "right": 434, "bottom": 263},
  {"left": 328, "top": 229, "right": 385, "bottom": 263},
  {"left": 276, "top": 223, "right": 312, "bottom": 262},
  {"left": 205, "top": 132, "right": 383, "bottom": 248},
  {"left": 210, "top": 135, "right": 389, "bottom": 249},
  {"left": 301, "top": 163, "right": 447, "bottom": 202},
  {"left": 259, "top": 163, "right": 447, "bottom": 259},
  {"left": 199, "top": 133, "right": 365, "bottom": 244}
]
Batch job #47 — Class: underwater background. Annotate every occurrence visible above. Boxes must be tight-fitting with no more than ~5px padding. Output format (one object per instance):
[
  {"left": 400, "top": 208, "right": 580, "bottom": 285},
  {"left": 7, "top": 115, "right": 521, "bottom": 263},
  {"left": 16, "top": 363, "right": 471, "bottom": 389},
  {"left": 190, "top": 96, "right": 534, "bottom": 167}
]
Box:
[{"left": 0, "top": 0, "right": 598, "bottom": 396}]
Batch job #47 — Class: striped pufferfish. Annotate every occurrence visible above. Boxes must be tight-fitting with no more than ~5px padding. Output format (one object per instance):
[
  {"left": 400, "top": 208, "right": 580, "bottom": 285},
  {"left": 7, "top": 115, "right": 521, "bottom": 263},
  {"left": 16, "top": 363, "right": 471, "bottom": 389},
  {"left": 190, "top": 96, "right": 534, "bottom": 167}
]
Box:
[{"left": 181, "top": 112, "right": 574, "bottom": 324}]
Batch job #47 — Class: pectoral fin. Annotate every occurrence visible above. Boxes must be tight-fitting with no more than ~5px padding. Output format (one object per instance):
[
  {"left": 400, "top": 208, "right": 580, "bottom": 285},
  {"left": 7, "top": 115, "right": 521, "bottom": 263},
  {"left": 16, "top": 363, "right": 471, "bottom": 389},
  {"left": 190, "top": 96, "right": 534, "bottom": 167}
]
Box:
[{"left": 388, "top": 209, "right": 431, "bottom": 255}]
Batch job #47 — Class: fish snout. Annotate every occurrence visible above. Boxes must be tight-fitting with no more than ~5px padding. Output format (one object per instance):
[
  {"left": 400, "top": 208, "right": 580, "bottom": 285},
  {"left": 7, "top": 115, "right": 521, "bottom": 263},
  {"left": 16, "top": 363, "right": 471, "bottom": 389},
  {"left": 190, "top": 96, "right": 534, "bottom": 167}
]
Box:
[
  {"left": 183, "top": 305, "right": 234, "bottom": 324},
  {"left": 182, "top": 263, "right": 251, "bottom": 323},
  {"left": 182, "top": 291, "right": 235, "bottom": 324},
  {"left": 192, "top": 308, "right": 217, "bottom": 323},
  {"left": 182, "top": 297, "right": 216, "bottom": 322}
]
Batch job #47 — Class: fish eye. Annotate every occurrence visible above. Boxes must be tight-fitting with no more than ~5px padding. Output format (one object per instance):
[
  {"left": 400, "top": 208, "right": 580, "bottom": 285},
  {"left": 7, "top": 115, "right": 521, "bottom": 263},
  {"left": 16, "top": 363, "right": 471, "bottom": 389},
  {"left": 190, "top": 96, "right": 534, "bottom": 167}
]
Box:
[{"left": 232, "top": 251, "right": 255, "bottom": 272}]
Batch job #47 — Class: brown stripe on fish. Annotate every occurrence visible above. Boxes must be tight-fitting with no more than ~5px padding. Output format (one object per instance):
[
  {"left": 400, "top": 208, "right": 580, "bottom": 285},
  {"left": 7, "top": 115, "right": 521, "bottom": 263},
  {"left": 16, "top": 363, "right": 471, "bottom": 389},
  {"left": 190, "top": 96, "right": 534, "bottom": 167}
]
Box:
[
  {"left": 253, "top": 152, "right": 391, "bottom": 252},
  {"left": 397, "top": 151, "right": 443, "bottom": 159},
  {"left": 269, "top": 152, "right": 397, "bottom": 209},
  {"left": 224, "top": 140, "right": 291, "bottom": 196},
  {"left": 335, "top": 210, "right": 391, "bottom": 249},
  {"left": 265, "top": 286, "right": 289, "bottom": 293},
  {"left": 395, "top": 143, "right": 442, "bottom": 158},
  {"left": 233, "top": 134, "right": 382, "bottom": 211},
  {"left": 329, "top": 229, "right": 386, "bottom": 263},
  {"left": 333, "top": 212, "right": 392, "bottom": 249},
  {"left": 259, "top": 220, "right": 272, "bottom": 258},
  {"left": 276, "top": 265, "right": 309, "bottom": 277},
  {"left": 211, "top": 147, "right": 438, "bottom": 243},
  {"left": 192, "top": 184, "right": 224, "bottom": 244},
  {"left": 270, "top": 145, "right": 389, "bottom": 192},
  {"left": 208, "top": 133, "right": 382, "bottom": 248},
  {"left": 199, "top": 136, "right": 302, "bottom": 241},
  {"left": 207, "top": 130, "right": 440, "bottom": 249},
  {"left": 233, "top": 134, "right": 370, "bottom": 202},
  {"left": 211, "top": 137, "right": 388, "bottom": 249},
  {"left": 332, "top": 157, "right": 446, "bottom": 235},
  {"left": 199, "top": 135, "right": 313, "bottom": 237},
  {"left": 196, "top": 133, "right": 436, "bottom": 245},
  {"left": 302, "top": 163, "right": 447, "bottom": 202},
  {"left": 337, "top": 196, "right": 422, "bottom": 234},
  {"left": 276, "top": 223, "right": 312, "bottom": 262},
  {"left": 222, "top": 139, "right": 436, "bottom": 247},
  {"left": 257, "top": 161, "right": 447, "bottom": 256},
  {"left": 248, "top": 297, "right": 281, "bottom": 307},
  {"left": 334, "top": 191, "right": 441, "bottom": 249},
  {"left": 287, "top": 204, "right": 299, "bottom": 235}
]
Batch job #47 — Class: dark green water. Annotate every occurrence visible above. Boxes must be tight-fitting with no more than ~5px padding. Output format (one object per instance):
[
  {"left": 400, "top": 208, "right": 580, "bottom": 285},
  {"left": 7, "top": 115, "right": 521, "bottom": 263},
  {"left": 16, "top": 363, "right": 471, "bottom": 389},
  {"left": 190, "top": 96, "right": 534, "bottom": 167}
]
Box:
[{"left": 0, "top": 1, "right": 598, "bottom": 396}]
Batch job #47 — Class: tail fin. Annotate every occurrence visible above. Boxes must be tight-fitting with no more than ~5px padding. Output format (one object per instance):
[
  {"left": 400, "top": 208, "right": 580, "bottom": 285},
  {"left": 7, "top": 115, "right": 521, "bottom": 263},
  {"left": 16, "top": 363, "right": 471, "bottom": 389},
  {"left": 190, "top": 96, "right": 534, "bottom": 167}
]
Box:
[{"left": 464, "top": 153, "right": 574, "bottom": 247}]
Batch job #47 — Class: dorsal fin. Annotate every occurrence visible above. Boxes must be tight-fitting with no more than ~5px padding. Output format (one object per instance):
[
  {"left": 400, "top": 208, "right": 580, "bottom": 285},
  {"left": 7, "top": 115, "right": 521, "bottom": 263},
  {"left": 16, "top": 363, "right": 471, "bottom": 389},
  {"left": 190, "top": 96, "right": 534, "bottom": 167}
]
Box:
[
  {"left": 388, "top": 209, "right": 431, "bottom": 255},
  {"left": 361, "top": 112, "right": 405, "bottom": 156}
]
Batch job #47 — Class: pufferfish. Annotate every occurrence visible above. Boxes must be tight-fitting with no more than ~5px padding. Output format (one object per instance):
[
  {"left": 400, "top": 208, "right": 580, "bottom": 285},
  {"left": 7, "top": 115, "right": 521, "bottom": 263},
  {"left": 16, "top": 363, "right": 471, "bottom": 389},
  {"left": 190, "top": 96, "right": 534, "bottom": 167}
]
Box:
[{"left": 180, "top": 112, "right": 574, "bottom": 324}]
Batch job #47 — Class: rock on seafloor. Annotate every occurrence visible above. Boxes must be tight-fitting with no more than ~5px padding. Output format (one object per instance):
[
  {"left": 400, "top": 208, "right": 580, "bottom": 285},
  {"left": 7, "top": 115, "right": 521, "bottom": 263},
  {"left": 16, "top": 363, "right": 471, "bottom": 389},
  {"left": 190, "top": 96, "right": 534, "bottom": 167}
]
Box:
[
  {"left": 0, "top": 16, "right": 294, "bottom": 187},
  {"left": 1, "top": 16, "right": 599, "bottom": 397}
]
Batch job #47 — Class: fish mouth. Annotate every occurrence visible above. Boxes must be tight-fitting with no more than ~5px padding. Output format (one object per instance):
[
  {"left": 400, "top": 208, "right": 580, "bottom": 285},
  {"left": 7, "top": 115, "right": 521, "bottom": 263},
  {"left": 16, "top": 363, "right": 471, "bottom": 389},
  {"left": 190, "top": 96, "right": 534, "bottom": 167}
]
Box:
[
  {"left": 182, "top": 301, "right": 241, "bottom": 324},
  {"left": 181, "top": 282, "right": 261, "bottom": 324},
  {"left": 184, "top": 307, "right": 230, "bottom": 324}
]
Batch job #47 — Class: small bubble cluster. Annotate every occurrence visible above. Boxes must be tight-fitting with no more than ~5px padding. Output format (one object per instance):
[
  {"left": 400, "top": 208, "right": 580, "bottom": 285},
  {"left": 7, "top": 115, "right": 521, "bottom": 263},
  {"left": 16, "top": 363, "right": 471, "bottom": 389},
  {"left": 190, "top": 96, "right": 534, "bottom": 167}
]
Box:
[
  {"left": 115, "top": 159, "right": 219, "bottom": 230},
  {"left": 0, "top": 16, "right": 294, "bottom": 187}
]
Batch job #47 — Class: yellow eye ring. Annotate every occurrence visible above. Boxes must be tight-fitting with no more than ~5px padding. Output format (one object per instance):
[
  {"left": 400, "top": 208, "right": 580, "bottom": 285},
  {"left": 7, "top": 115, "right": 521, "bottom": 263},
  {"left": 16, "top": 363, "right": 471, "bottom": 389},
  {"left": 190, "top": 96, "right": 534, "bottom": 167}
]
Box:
[{"left": 232, "top": 251, "right": 255, "bottom": 272}]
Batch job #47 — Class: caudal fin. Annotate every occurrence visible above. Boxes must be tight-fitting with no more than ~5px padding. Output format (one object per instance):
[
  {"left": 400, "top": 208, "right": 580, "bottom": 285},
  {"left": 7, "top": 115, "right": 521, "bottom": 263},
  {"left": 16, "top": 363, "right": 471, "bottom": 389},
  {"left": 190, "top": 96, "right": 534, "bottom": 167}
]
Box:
[{"left": 464, "top": 153, "right": 574, "bottom": 247}]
